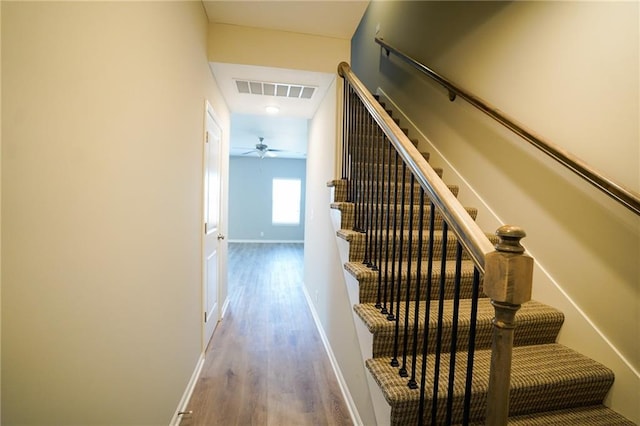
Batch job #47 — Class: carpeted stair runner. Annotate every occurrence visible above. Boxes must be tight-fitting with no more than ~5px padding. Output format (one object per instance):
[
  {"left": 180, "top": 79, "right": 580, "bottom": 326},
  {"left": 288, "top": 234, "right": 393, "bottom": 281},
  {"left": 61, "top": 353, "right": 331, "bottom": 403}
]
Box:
[
  {"left": 366, "top": 344, "right": 615, "bottom": 425},
  {"left": 337, "top": 228, "right": 499, "bottom": 263},
  {"left": 345, "top": 259, "right": 479, "bottom": 304},
  {"left": 354, "top": 299, "right": 564, "bottom": 358},
  {"left": 474, "top": 405, "right": 634, "bottom": 425},
  {"left": 327, "top": 100, "right": 635, "bottom": 424},
  {"left": 331, "top": 196, "right": 470, "bottom": 231}
]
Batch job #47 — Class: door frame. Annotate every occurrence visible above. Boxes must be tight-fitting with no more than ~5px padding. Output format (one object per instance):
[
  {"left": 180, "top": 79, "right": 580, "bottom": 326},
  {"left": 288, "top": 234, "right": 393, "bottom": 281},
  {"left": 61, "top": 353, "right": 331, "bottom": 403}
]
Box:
[{"left": 201, "top": 100, "right": 227, "bottom": 351}]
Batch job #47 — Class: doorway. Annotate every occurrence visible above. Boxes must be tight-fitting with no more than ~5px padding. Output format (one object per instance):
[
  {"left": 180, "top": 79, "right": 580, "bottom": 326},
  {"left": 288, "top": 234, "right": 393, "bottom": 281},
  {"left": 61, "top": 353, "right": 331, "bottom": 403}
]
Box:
[{"left": 202, "top": 101, "right": 225, "bottom": 349}]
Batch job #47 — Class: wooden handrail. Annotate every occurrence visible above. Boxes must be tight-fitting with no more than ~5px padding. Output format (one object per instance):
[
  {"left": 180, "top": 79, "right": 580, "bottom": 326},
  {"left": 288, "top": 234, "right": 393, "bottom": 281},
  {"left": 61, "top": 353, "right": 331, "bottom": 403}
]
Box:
[
  {"left": 338, "top": 61, "right": 534, "bottom": 424},
  {"left": 375, "top": 36, "right": 640, "bottom": 216},
  {"left": 338, "top": 61, "right": 495, "bottom": 273}
]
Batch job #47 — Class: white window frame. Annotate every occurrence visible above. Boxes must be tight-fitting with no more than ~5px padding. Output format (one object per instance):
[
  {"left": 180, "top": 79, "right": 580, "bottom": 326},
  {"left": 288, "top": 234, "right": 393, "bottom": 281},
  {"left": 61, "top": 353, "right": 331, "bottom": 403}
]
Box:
[{"left": 272, "top": 178, "right": 301, "bottom": 226}]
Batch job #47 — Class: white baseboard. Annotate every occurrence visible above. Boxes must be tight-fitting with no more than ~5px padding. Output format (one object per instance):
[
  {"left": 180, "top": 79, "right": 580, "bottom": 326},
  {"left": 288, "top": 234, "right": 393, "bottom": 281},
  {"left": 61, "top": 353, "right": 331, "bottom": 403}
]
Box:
[
  {"left": 228, "top": 239, "right": 304, "bottom": 243},
  {"left": 169, "top": 353, "right": 205, "bottom": 426},
  {"left": 302, "top": 286, "right": 364, "bottom": 426},
  {"left": 220, "top": 296, "right": 230, "bottom": 319}
]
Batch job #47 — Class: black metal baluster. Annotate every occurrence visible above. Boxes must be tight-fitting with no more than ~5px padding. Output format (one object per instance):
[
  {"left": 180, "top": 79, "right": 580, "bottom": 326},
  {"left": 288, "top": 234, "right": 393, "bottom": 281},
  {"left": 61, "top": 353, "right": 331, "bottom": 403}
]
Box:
[
  {"left": 408, "top": 188, "right": 425, "bottom": 389},
  {"left": 400, "top": 173, "right": 415, "bottom": 378},
  {"left": 374, "top": 127, "right": 385, "bottom": 309},
  {"left": 347, "top": 87, "right": 356, "bottom": 203},
  {"left": 342, "top": 80, "right": 348, "bottom": 181},
  {"left": 445, "top": 242, "right": 464, "bottom": 424},
  {"left": 431, "top": 221, "right": 449, "bottom": 424},
  {"left": 358, "top": 100, "right": 367, "bottom": 234},
  {"left": 391, "top": 161, "right": 407, "bottom": 369},
  {"left": 352, "top": 95, "right": 362, "bottom": 231},
  {"left": 366, "top": 115, "right": 377, "bottom": 269},
  {"left": 462, "top": 268, "right": 481, "bottom": 425},
  {"left": 380, "top": 137, "right": 392, "bottom": 315},
  {"left": 357, "top": 99, "right": 368, "bottom": 233},
  {"left": 363, "top": 114, "right": 374, "bottom": 266},
  {"left": 418, "top": 201, "right": 437, "bottom": 426},
  {"left": 372, "top": 124, "right": 382, "bottom": 273},
  {"left": 387, "top": 149, "right": 399, "bottom": 321}
]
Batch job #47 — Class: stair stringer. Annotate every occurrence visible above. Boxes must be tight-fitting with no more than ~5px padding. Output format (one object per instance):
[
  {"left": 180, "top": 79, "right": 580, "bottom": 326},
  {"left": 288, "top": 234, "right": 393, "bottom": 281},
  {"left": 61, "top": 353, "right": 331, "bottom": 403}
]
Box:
[
  {"left": 375, "top": 88, "right": 640, "bottom": 424},
  {"left": 330, "top": 203, "right": 391, "bottom": 426}
]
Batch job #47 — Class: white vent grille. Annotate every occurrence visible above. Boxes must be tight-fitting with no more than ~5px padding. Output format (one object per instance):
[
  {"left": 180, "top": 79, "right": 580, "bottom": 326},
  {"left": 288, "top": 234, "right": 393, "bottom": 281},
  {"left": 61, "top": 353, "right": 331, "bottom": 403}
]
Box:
[{"left": 234, "top": 79, "right": 316, "bottom": 99}]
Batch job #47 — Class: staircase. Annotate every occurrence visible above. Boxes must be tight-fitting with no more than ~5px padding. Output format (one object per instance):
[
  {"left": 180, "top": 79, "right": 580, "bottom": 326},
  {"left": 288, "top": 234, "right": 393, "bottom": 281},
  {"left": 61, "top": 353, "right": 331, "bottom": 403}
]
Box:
[{"left": 328, "top": 72, "right": 635, "bottom": 425}]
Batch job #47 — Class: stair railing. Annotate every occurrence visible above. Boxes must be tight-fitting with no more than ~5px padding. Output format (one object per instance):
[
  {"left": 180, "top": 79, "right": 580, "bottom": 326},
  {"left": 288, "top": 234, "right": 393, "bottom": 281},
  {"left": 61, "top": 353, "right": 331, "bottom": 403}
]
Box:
[
  {"left": 375, "top": 36, "right": 640, "bottom": 216},
  {"left": 338, "top": 61, "right": 534, "bottom": 425}
]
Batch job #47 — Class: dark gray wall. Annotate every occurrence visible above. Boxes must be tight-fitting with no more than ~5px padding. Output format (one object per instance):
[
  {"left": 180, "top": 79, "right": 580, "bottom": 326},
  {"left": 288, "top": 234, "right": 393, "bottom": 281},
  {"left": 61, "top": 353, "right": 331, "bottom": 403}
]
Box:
[
  {"left": 228, "top": 156, "right": 306, "bottom": 241},
  {"left": 351, "top": 1, "right": 509, "bottom": 93}
]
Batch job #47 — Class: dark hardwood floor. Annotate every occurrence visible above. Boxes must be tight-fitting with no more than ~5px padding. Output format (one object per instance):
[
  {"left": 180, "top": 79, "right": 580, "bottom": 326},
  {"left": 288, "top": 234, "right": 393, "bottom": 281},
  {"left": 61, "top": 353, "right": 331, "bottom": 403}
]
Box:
[{"left": 180, "top": 243, "right": 353, "bottom": 426}]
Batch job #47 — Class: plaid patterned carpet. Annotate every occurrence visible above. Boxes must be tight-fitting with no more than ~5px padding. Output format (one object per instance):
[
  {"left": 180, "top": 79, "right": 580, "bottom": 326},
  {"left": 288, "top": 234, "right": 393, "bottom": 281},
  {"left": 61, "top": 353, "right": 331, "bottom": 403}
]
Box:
[
  {"left": 327, "top": 95, "right": 635, "bottom": 425},
  {"left": 328, "top": 175, "right": 635, "bottom": 425},
  {"left": 328, "top": 117, "right": 635, "bottom": 425}
]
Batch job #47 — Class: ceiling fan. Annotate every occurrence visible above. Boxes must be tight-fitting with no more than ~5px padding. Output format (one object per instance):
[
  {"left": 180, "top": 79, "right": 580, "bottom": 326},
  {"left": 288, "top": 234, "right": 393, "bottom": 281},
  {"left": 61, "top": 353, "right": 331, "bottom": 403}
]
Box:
[{"left": 242, "top": 137, "right": 284, "bottom": 159}]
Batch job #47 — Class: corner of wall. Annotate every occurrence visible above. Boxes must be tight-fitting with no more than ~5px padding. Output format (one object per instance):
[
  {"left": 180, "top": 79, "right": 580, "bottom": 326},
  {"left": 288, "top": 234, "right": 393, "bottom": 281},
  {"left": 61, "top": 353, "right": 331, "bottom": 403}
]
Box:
[{"left": 304, "top": 77, "right": 377, "bottom": 426}]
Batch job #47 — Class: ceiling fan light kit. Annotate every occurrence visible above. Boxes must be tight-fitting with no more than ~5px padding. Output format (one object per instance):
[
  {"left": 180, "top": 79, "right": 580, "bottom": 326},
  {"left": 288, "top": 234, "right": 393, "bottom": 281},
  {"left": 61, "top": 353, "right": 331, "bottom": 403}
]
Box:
[{"left": 242, "top": 137, "right": 285, "bottom": 159}]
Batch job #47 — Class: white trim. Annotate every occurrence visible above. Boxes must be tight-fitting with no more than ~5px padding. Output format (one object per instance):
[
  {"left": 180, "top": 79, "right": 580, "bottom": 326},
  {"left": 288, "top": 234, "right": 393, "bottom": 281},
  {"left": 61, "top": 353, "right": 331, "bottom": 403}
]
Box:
[
  {"left": 227, "top": 239, "right": 304, "bottom": 243},
  {"left": 220, "top": 296, "right": 230, "bottom": 319},
  {"left": 302, "top": 286, "right": 364, "bottom": 426},
  {"left": 169, "top": 353, "right": 205, "bottom": 426},
  {"left": 535, "top": 260, "right": 640, "bottom": 378}
]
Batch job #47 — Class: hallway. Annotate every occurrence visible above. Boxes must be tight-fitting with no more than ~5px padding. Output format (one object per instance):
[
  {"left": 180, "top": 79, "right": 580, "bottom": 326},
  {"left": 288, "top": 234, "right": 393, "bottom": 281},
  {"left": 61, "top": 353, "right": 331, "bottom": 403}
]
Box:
[{"left": 180, "top": 243, "right": 353, "bottom": 425}]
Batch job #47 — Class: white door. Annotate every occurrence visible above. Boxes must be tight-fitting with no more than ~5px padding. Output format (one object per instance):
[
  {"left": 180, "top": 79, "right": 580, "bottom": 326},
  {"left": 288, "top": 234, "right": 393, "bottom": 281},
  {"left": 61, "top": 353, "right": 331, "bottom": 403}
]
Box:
[{"left": 203, "top": 102, "right": 223, "bottom": 348}]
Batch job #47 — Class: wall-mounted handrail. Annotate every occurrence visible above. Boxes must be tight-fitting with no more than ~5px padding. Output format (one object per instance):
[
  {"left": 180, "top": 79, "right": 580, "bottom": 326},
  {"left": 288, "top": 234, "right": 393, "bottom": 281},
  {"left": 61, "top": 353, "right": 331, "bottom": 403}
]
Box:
[
  {"left": 375, "top": 36, "right": 640, "bottom": 216},
  {"left": 338, "top": 61, "right": 495, "bottom": 273}
]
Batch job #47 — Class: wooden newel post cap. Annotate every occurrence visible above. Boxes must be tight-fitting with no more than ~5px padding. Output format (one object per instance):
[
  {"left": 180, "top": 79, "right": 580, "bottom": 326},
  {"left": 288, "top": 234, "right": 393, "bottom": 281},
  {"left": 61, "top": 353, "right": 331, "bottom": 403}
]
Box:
[
  {"left": 494, "top": 225, "right": 526, "bottom": 253},
  {"left": 337, "top": 62, "right": 350, "bottom": 77},
  {"left": 483, "top": 225, "right": 533, "bottom": 305}
]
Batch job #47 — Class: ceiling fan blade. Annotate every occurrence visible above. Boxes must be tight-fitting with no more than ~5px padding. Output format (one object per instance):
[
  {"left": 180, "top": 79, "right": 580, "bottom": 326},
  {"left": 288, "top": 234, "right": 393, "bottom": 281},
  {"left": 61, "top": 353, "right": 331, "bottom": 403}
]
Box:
[
  {"left": 242, "top": 149, "right": 258, "bottom": 155},
  {"left": 266, "top": 148, "right": 285, "bottom": 152}
]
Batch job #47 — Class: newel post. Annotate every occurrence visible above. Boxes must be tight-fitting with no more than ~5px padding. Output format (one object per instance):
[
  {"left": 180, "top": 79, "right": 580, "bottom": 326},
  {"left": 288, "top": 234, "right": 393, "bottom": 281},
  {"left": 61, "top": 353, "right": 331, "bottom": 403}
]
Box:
[{"left": 483, "top": 225, "right": 533, "bottom": 425}]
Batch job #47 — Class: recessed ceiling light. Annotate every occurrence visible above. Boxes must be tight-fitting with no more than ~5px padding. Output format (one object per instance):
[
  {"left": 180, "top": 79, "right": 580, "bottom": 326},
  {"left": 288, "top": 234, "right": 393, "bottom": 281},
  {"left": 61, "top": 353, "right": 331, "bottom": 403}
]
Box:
[{"left": 265, "top": 105, "right": 280, "bottom": 114}]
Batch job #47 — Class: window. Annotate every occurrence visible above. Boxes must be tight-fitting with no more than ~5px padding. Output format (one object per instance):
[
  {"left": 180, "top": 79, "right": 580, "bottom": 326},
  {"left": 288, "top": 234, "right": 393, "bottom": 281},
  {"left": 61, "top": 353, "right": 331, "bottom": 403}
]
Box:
[{"left": 272, "top": 178, "right": 301, "bottom": 225}]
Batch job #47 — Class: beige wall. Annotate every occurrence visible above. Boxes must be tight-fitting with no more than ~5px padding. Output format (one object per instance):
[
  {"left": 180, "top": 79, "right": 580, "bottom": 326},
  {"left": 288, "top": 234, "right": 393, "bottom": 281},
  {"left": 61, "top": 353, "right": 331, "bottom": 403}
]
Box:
[
  {"left": 206, "top": 19, "right": 375, "bottom": 423},
  {"left": 304, "top": 78, "right": 376, "bottom": 425},
  {"left": 0, "top": 3, "right": 3, "bottom": 420},
  {"left": 352, "top": 1, "right": 639, "bottom": 421},
  {"left": 1, "top": 2, "right": 229, "bottom": 424},
  {"left": 208, "top": 23, "right": 349, "bottom": 73}
]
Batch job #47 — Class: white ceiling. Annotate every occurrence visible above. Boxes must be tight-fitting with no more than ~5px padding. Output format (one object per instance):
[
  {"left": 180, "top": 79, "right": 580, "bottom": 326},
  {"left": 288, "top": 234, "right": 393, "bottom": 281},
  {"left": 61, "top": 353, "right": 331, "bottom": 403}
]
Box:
[
  {"left": 203, "top": 0, "right": 369, "bottom": 159},
  {"left": 202, "top": 1, "right": 369, "bottom": 40},
  {"left": 211, "top": 62, "right": 333, "bottom": 159},
  {"left": 210, "top": 62, "right": 336, "bottom": 119},
  {"left": 230, "top": 113, "right": 308, "bottom": 159}
]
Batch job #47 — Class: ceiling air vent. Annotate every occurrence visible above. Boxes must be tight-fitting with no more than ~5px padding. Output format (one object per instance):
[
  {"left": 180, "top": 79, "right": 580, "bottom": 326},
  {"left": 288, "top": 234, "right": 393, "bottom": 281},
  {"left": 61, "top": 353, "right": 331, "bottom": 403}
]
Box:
[{"left": 234, "top": 79, "right": 316, "bottom": 100}]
